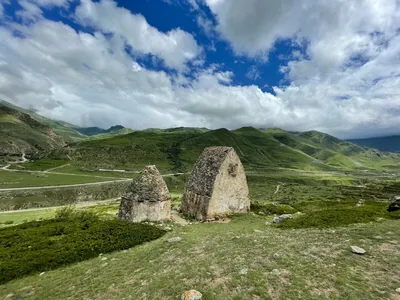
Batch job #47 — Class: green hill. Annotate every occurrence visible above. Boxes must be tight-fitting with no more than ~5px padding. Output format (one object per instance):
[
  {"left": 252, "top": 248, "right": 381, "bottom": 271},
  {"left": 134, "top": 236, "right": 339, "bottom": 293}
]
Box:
[
  {"left": 349, "top": 135, "right": 400, "bottom": 153},
  {"left": 46, "top": 126, "right": 400, "bottom": 172},
  {"left": 0, "top": 104, "right": 65, "bottom": 156},
  {"left": 0, "top": 100, "right": 86, "bottom": 142}
]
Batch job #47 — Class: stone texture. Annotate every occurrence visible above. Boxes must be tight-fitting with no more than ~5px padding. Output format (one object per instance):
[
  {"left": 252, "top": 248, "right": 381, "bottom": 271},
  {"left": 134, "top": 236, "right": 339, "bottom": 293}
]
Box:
[
  {"left": 166, "top": 237, "right": 182, "bottom": 243},
  {"left": 118, "top": 165, "right": 171, "bottom": 222},
  {"left": 182, "top": 290, "right": 202, "bottom": 300},
  {"left": 273, "top": 214, "right": 293, "bottom": 223},
  {"left": 387, "top": 195, "right": 400, "bottom": 212},
  {"left": 181, "top": 147, "right": 250, "bottom": 220},
  {"left": 350, "top": 246, "right": 366, "bottom": 254}
]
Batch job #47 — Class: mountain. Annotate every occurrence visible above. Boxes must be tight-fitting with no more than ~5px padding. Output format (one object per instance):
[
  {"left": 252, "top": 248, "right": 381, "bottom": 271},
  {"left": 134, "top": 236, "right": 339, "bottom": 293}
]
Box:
[
  {"left": 1, "top": 100, "right": 86, "bottom": 142},
  {"left": 0, "top": 104, "right": 65, "bottom": 155},
  {"left": 47, "top": 126, "right": 400, "bottom": 172},
  {"left": 348, "top": 136, "right": 400, "bottom": 153},
  {"left": 75, "top": 125, "right": 130, "bottom": 136}
]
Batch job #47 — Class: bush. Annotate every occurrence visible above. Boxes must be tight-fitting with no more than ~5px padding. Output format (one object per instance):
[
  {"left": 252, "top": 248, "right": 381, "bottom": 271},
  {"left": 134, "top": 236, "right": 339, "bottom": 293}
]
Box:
[
  {"left": 277, "top": 200, "right": 399, "bottom": 229},
  {"left": 3, "top": 220, "right": 14, "bottom": 225},
  {"left": 251, "top": 202, "right": 297, "bottom": 215},
  {"left": 0, "top": 216, "right": 166, "bottom": 284}
]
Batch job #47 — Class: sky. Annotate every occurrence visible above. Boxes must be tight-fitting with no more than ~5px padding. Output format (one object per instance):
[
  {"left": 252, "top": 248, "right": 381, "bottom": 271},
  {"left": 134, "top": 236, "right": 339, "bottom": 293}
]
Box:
[{"left": 0, "top": 0, "right": 399, "bottom": 139}]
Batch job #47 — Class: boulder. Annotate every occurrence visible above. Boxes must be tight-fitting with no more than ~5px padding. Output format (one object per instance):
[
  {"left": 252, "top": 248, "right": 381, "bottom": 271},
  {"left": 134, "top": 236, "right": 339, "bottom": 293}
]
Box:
[
  {"left": 350, "top": 246, "right": 366, "bottom": 255},
  {"left": 273, "top": 214, "right": 292, "bottom": 223},
  {"left": 387, "top": 196, "right": 400, "bottom": 212}
]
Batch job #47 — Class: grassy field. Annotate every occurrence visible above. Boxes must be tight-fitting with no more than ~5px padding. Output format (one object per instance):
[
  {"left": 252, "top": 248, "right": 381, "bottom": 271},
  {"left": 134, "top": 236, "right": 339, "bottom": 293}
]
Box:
[
  {"left": 0, "top": 170, "right": 124, "bottom": 189},
  {"left": 0, "top": 169, "right": 399, "bottom": 299},
  {"left": 0, "top": 214, "right": 399, "bottom": 299}
]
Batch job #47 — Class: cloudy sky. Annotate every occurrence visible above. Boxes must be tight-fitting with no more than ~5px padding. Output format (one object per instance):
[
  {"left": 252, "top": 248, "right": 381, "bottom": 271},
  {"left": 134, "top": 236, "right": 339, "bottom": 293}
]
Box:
[{"left": 0, "top": 0, "right": 399, "bottom": 138}]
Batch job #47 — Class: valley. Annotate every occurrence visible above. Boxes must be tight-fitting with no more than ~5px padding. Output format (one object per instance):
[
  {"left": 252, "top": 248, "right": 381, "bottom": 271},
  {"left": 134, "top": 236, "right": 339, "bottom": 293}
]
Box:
[{"left": 0, "top": 101, "right": 400, "bottom": 299}]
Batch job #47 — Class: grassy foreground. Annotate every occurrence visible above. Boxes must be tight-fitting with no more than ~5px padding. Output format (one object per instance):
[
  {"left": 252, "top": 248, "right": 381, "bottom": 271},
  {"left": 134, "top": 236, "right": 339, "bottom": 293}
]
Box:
[
  {"left": 0, "top": 214, "right": 399, "bottom": 299},
  {"left": 0, "top": 209, "right": 166, "bottom": 284}
]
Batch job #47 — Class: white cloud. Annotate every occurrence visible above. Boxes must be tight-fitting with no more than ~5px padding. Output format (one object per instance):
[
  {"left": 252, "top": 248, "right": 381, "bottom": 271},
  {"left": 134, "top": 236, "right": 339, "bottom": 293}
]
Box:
[
  {"left": 0, "top": 0, "right": 400, "bottom": 139},
  {"left": 31, "top": 0, "right": 71, "bottom": 7},
  {"left": 245, "top": 65, "right": 260, "bottom": 81},
  {"left": 16, "top": 0, "right": 43, "bottom": 22},
  {"left": 75, "top": 0, "right": 202, "bottom": 71}
]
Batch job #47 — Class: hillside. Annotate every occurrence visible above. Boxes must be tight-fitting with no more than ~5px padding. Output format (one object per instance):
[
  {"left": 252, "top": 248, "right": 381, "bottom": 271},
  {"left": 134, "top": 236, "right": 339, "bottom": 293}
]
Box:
[
  {"left": 1, "top": 100, "right": 86, "bottom": 142},
  {"left": 75, "top": 125, "right": 132, "bottom": 136},
  {"left": 0, "top": 104, "right": 65, "bottom": 156},
  {"left": 47, "top": 126, "right": 400, "bottom": 172},
  {"left": 349, "top": 135, "right": 400, "bottom": 152}
]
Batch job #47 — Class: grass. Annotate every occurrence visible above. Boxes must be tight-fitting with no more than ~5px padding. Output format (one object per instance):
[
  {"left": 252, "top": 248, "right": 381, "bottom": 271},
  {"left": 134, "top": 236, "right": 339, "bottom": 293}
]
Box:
[
  {"left": 9, "top": 160, "right": 69, "bottom": 171},
  {"left": 43, "top": 126, "right": 400, "bottom": 173},
  {"left": 0, "top": 170, "right": 123, "bottom": 188},
  {"left": 0, "top": 214, "right": 399, "bottom": 299},
  {"left": 0, "top": 208, "right": 166, "bottom": 284}
]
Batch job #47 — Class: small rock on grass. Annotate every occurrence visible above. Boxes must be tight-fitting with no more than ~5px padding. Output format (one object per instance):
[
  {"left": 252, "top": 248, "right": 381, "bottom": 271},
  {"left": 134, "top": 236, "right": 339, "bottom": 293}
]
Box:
[
  {"left": 167, "top": 237, "right": 182, "bottom": 243},
  {"left": 182, "top": 290, "right": 202, "bottom": 300},
  {"left": 270, "top": 269, "right": 281, "bottom": 276},
  {"left": 238, "top": 268, "right": 248, "bottom": 275},
  {"left": 350, "top": 246, "right": 366, "bottom": 255},
  {"left": 273, "top": 214, "right": 292, "bottom": 223},
  {"left": 39, "top": 272, "right": 45, "bottom": 276},
  {"left": 396, "top": 288, "right": 400, "bottom": 294}
]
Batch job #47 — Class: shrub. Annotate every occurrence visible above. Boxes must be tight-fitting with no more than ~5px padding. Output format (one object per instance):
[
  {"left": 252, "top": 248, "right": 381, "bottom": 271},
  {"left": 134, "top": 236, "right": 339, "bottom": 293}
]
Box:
[
  {"left": 251, "top": 202, "right": 297, "bottom": 215},
  {"left": 277, "top": 201, "right": 399, "bottom": 229},
  {"left": 0, "top": 217, "right": 166, "bottom": 284},
  {"left": 3, "top": 220, "right": 14, "bottom": 225}
]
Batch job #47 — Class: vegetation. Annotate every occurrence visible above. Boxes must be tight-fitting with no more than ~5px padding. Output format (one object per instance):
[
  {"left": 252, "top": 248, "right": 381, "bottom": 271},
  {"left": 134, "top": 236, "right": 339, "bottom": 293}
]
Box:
[
  {"left": 0, "top": 104, "right": 65, "bottom": 156},
  {"left": 0, "top": 208, "right": 166, "bottom": 284},
  {"left": 277, "top": 200, "right": 399, "bottom": 228},
  {"left": 1, "top": 100, "right": 85, "bottom": 142},
  {"left": 41, "top": 126, "right": 400, "bottom": 173},
  {"left": 0, "top": 170, "right": 124, "bottom": 189},
  {"left": 0, "top": 214, "right": 399, "bottom": 299}
]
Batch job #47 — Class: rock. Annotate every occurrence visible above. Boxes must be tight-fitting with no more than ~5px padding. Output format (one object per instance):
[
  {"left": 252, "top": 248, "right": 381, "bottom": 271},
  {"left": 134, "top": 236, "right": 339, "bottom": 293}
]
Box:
[
  {"left": 396, "top": 288, "right": 400, "bottom": 294},
  {"left": 350, "top": 246, "right": 366, "bottom": 255},
  {"left": 167, "top": 237, "right": 182, "bottom": 243},
  {"left": 272, "top": 253, "right": 280, "bottom": 259},
  {"left": 270, "top": 269, "right": 281, "bottom": 276},
  {"left": 238, "top": 268, "right": 248, "bottom": 275},
  {"left": 39, "top": 272, "right": 45, "bottom": 276},
  {"left": 182, "top": 290, "right": 202, "bottom": 300},
  {"left": 164, "top": 226, "right": 172, "bottom": 231},
  {"left": 387, "top": 196, "right": 400, "bottom": 212},
  {"left": 265, "top": 222, "right": 271, "bottom": 225},
  {"left": 356, "top": 199, "right": 364, "bottom": 207},
  {"left": 101, "top": 257, "right": 107, "bottom": 261},
  {"left": 254, "top": 229, "right": 263, "bottom": 233},
  {"left": 273, "top": 214, "right": 292, "bottom": 223}
]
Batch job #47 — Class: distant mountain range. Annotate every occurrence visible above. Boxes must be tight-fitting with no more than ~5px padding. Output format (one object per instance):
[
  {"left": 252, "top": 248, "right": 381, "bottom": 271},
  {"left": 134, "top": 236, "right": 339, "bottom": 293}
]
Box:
[
  {"left": 2, "top": 100, "right": 400, "bottom": 172},
  {"left": 348, "top": 136, "right": 400, "bottom": 153}
]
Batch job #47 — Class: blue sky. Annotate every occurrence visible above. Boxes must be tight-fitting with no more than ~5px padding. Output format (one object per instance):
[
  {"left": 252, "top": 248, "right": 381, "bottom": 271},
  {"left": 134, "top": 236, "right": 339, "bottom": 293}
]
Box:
[{"left": 0, "top": 0, "right": 399, "bottom": 138}]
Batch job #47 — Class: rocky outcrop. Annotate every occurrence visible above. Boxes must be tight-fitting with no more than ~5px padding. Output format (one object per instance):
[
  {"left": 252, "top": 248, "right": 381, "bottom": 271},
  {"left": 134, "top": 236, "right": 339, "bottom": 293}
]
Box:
[{"left": 118, "top": 165, "right": 171, "bottom": 222}]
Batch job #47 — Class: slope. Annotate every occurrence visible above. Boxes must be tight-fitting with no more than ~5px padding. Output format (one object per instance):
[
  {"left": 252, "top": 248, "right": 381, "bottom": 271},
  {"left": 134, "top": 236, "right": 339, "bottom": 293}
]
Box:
[
  {"left": 1, "top": 100, "right": 86, "bottom": 142},
  {"left": 0, "top": 104, "right": 65, "bottom": 156}
]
